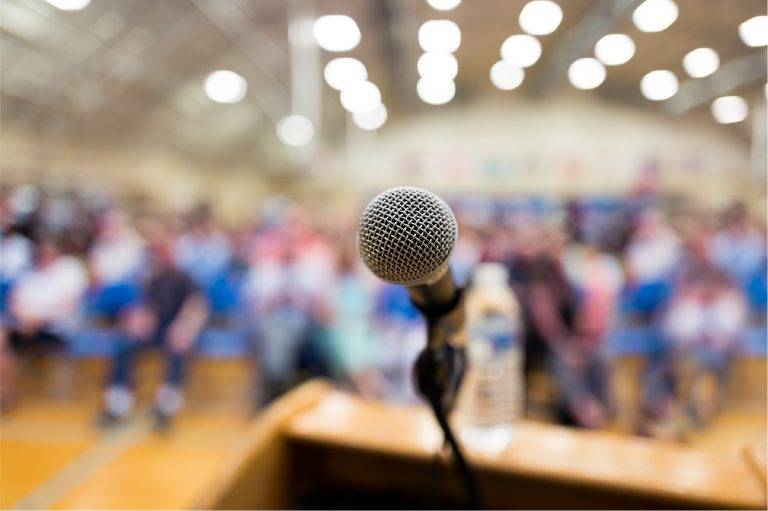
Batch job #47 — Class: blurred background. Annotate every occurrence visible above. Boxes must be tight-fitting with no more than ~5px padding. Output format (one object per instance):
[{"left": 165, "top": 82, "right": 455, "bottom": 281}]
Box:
[{"left": 0, "top": 0, "right": 766, "bottom": 509}]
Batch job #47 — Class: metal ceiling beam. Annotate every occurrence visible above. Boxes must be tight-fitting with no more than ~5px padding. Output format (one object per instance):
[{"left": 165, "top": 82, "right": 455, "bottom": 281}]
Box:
[
  {"left": 665, "top": 51, "right": 767, "bottom": 114},
  {"left": 7, "top": 3, "right": 207, "bottom": 146},
  {"left": 1, "top": 0, "right": 154, "bottom": 116},
  {"left": 87, "top": 7, "right": 230, "bottom": 143},
  {"left": 192, "top": 0, "right": 288, "bottom": 128},
  {"left": 379, "top": 0, "right": 419, "bottom": 109},
  {"left": 531, "top": 0, "right": 642, "bottom": 96}
]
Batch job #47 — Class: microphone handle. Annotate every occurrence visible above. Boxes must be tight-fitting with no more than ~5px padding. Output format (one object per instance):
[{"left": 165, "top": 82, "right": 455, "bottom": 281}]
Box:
[
  {"left": 408, "top": 268, "right": 461, "bottom": 317},
  {"left": 408, "top": 268, "right": 467, "bottom": 352}
]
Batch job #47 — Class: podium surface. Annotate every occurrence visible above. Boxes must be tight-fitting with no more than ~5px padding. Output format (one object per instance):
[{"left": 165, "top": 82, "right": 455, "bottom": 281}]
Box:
[{"left": 199, "top": 380, "right": 766, "bottom": 510}]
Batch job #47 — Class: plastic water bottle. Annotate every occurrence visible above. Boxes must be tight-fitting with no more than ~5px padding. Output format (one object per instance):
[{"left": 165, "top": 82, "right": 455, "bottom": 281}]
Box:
[{"left": 458, "top": 263, "right": 523, "bottom": 453}]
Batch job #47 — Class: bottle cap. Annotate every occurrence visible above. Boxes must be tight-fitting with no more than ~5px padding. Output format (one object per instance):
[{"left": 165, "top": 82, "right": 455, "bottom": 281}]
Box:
[{"left": 472, "top": 262, "right": 509, "bottom": 287}]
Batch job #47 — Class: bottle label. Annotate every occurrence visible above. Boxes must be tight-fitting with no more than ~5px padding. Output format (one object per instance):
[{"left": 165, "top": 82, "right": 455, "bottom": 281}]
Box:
[
  {"left": 472, "top": 312, "right": 518, "bottom": 354},
  {"left": 490, "top": 331, "right": 515, "bottom": 352}
]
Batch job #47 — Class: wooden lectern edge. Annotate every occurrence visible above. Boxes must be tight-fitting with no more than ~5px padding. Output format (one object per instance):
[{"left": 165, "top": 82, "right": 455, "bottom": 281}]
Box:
[
  {"left": 194, "top": 380, "right": 767, "bottom": 510},
  {"left": 743, "top": 445, "right": 768, "bottom": 497},
  {"left": 193, "top": 379, "right": 333, "bottom": 510}
]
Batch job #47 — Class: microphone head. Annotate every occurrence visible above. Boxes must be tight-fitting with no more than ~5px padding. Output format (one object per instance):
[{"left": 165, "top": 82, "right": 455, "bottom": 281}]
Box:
[{"left": 357, "top": 186, "right": 458, "bottom": 286}]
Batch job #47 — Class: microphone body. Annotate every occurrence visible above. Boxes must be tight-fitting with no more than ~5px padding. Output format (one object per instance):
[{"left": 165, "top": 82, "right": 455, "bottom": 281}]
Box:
[{"left": 357, "top": 186, "right": 467, "bottom": 406}]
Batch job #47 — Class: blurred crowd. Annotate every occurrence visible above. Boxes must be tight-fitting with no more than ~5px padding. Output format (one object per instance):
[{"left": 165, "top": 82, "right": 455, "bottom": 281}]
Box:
[{"left": 0, "top": 183, "right": 765, "bottom": 438}]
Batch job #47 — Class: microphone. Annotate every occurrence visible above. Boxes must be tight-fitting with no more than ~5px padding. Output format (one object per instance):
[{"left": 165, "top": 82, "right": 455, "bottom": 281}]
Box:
[
  {"left": 357, "top": 185, "right": 467, "bottom": 400},
  {"left": 356, "top": 186, "right": 462, "bottom": 322},
  {"left": 356, "top": 186, "right": 482, "bottom": 509}
]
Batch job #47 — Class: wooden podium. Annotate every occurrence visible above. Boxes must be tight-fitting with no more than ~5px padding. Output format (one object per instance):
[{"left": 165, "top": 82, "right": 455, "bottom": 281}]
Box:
[{"left": 196, "top": 380, "right": 765, "bottom": 510}]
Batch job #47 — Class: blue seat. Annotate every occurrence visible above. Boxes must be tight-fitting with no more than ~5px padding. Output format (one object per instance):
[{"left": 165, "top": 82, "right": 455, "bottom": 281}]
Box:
[
  {"left": 746, "top": 271, "right": 767, "bottom": 314},
  {"left": 606, "top": 325, "right": 666, "bottom": 357},
  {"left": 88, "top": 282, "right": 142, "bottom": 318},
  {"left": 70, "top": 325, "right": 252, "bottom": 359},
  {"left": 620, "top": 281, "right": 673, "bottom": 318},
  {"left": 197, "top": 328, "right": 250, "bottom": 358},
  {"left": 742, "top": 325, "right": 767, "bottom": 357},
  {"left": 69, "top": 327, "right": 119, "bottom": 358},
  {"left": 0, "top": 280, "right": 12, "bottom": 314}
]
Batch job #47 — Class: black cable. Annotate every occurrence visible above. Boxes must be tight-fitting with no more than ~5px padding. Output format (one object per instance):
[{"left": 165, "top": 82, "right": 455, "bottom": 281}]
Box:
[
  {"left": 426, "top": 390, "right": 483, "bottom": 510},
  {"left": 429, "top": 442, "right": 446, "bottom": 509}
]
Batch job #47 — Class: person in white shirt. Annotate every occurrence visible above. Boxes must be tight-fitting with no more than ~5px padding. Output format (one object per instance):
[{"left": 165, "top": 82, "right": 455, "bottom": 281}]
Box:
[
  {"left": 90, "top": 211, "right": 145, "bottom": 286},
  {"left": 0, "top": 229, "right": 32, "bottom": 317},
  {"left": 624, "top": 210, "right": 681, "bottom": 321},
  {"left": 710, "top": 205, "right": 766, "bottom": 292},
  {"left": 0, "top": 231, "right": 32, "bottom": 286},
  {"left": 88, "top": 211, "right": 146, "bottom": 319},
  {"left": 1, "top": 235, "right": 87, "bottom": 409},
  {"left": 662, "top": 269, "right": 746, "bottom": 432},
  {"left": 9, "top": 236, "right": 88, "bottom": 344},
  {"left": 626, "top": 210, "right": 681, "bottom": 285},
  {"left": 174, "top": 206, "right": 232, "bottom": 290},
  {"left": 0, "top": 199, "right": 33, "bottom": 317}
]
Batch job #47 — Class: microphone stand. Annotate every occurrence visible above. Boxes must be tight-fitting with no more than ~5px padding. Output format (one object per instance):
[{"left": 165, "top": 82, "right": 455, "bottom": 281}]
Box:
[{"left": 411, "top": 285, "right": 483, "bottom": 510}]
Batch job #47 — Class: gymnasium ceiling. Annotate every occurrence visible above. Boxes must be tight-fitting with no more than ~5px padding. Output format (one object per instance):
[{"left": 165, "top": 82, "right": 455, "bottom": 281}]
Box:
[{"left": 1, "top": 0, "right": 766, "bottom": 170}]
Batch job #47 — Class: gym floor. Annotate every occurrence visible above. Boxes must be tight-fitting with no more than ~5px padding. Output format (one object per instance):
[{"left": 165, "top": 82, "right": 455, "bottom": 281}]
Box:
[{"left": 1, "top": 357, "right": 254, "bottom": 510}]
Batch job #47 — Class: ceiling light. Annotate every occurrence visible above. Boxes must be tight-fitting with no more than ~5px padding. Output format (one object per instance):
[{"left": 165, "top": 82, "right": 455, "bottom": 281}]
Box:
[
  {"left": 324, "top": 58, "right": 367, "bottom": 91},
  {"left": 277, "top": 115, "right": 314, "bottom": 146},
  {"left": 417, "top": 78, "right": 456, "bottom": 105},
  {"left": 417, "top": 52, "right": 458, "bottom": 80},
  {"left": 490, "top": 61, "right": 525, "bottom": 90},
  {"left": 500, "top": 34, "right": 542, "bottom": 68},
  {"left": 426, "top": 0, "right": 461, "bottom": 11},
  {"left": 45, "top": 0, "right": 91, "bottom": 10},
  {"left": 640, "top": 70, "right": 678, "bottom": 101},
  {"left": 594, "top": 33, "right": 635, "bottom": 66},
  {"left": 567, "top": 58, "right": 606, "bottom": 90},
  {"left": 711, "top": 96, "right": 748, "bottom": 124},
  {"left": 418, "top": 20, "right": 461, "bottom": 53},
  {"left": 353, "top": 103, "right": 388, "bottom": 130},
  {"left": 204, "top": 70, "right": 247, "bottom": 104},
  {"left": 313, "top": 15, "right": 361, "bottom": 52},
  {"left": 632, "top": 0, "right": 678, "bottom": 33},
  {"left": 739, "top": 16, "right": 768, "bottom": 47},
  {"left": 519, "top": 1, "right": 563, "bottom": 36},
  {"left": 340, "top": 80, "right": 381, "bottom": 114},
  {"left": 682, "top": 48, "right": 719, "bottom": 78}
]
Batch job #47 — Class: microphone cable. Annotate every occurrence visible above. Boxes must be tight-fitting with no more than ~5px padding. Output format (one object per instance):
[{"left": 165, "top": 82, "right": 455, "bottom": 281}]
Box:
[
  {"left": 429, "top": 442, "right": 447, "bottom": 509},
  {"left": 425, "top": 385, "right": 483, "bottom": 510}
]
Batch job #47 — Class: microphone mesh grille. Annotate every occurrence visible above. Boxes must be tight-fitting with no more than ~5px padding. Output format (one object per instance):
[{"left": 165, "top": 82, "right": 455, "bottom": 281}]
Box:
[{"left": 357, "top": 186, "right": 457, "bottom": 285}]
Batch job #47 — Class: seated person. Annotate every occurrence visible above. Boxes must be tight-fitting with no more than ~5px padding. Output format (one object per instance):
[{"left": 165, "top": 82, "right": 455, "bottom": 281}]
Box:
[
  {"left": 317, "top": 249, "right": 382, "bottom": 400},
  {"left": 1, "top": 234, "right": 87, "bottom": 409},
  {"left": 662, "top": 268, "right": 747, "bottom": 434},
  {"left": 623, "top": 210, "right": 680, "bottom": 319},
  {"left": 0, "top": 206, "right": 32, "bottom": 317},
  {"left": 100, "top": 235, "right": 208, "bottom": 431},
  {"left": 174, "top": 204, "right": 232, "bottom": 291},
  {"left": 88, "top": 210, "right": 145, "bottom": 321},
  {"left": 508, "top": 226, "right": 609, "bottom": 428},
  {"left": 710, "top": 203, "right": 765, "bottom": 294},
  {"left": 7, "top": 234, "right": 87, "bottom": 352}
]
